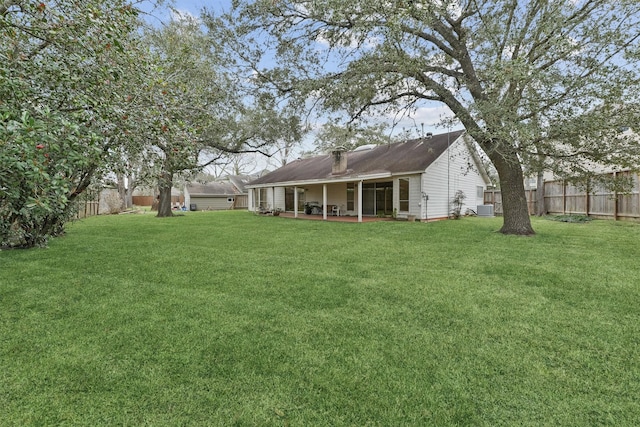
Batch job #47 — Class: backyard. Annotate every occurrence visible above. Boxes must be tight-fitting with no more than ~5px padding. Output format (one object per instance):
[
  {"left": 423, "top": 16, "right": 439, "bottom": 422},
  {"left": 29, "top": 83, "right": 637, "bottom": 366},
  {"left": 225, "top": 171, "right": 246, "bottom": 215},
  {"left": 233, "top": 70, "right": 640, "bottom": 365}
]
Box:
[{"left": 1, "top": 211, "right": 639, "bottom": 426}]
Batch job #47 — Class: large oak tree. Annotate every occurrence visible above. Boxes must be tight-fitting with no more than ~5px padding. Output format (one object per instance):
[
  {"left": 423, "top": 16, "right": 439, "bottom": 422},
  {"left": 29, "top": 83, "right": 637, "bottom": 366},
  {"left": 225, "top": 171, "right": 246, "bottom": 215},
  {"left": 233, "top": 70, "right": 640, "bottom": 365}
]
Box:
[
  {"left": 212, "top": 0, "right": 640, "bottom": 234},
  {"left": 138, "top": 13, "right": 304, "bottom": 217}
]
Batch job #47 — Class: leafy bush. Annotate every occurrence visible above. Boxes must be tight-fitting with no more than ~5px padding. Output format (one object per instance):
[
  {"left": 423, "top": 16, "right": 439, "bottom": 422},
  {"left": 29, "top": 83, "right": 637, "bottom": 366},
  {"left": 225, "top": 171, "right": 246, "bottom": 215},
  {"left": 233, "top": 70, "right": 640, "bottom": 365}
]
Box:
[
  {"left": 0, "top": 111, "right": 87, "bottom": 248},
  {"left": 546, "top": 214, "right": 592, "bottom": 223}
]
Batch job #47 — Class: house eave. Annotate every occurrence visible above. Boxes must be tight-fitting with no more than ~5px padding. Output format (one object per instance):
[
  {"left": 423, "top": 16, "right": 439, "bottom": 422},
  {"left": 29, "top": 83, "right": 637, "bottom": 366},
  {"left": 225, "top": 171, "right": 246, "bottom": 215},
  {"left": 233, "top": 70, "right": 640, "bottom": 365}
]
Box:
[{"left": 246, "top": 172, "right": 395, "bottom": 189}]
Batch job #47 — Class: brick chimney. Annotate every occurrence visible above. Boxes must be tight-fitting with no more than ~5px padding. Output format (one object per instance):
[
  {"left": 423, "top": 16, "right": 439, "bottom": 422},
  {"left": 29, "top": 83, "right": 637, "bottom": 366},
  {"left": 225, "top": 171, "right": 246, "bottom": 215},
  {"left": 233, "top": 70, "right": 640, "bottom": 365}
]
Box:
[{"left": 331, "top": 147, "right": 347, "bottom": 174}]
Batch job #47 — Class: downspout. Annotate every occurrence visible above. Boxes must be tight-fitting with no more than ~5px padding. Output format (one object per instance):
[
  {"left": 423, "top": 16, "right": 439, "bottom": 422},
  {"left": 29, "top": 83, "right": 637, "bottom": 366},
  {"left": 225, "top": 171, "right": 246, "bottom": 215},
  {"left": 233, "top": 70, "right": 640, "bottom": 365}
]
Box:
[
  {"left": 357, "top": 180, "right": 363, "bottom": 223},
  {"left": 447, "top": 128, "right": 451, "bottom": 211}
]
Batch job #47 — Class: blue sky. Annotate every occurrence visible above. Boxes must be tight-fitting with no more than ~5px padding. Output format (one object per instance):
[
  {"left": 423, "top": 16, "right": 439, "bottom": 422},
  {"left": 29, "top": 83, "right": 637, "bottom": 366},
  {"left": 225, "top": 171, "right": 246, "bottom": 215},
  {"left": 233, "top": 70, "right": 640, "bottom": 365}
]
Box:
[
  {"left": 141, "top": 0, "right": 224, "bottom": 25},
  {"left": 151, "top": 1, "right": 457, "bottom": 132},
  {"left": 144, "top": 0, "right": 458, "bottom": 168}
]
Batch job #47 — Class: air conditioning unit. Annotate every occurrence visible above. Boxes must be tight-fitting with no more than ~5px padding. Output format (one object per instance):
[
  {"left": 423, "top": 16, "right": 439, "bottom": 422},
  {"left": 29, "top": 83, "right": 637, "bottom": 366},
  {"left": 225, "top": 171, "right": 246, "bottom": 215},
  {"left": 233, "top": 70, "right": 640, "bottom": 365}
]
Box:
[{"left": 477, "top": 205, "right": 494, "bottom": 217}]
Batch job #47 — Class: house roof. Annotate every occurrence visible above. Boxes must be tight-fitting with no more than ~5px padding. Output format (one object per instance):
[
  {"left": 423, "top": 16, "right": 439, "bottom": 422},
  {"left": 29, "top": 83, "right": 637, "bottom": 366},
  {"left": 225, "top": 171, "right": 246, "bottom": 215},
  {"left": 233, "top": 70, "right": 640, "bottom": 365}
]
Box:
[
  {"left": 248, "top": 130, "right": 466, "bottom": 186},
  {"left": 186, "top": 181, "right": 240, "bottom": 197},
  {"left": 227, "top": 174, "right": 256, "bottom": 193},
  {"left": 186, "top": 174, "right": 258, "bottom": 196}
]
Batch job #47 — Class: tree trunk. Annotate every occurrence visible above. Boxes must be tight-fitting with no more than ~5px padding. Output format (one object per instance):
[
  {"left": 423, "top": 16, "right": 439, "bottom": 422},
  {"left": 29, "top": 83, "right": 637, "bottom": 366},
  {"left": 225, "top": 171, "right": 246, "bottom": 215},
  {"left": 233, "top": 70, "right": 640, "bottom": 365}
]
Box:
[
  {"left": 125, "top": 174, "right": 134, "bottom": 209},
  {"left": 492, "top": 152, "right": 535, "bottom": 235},
  {"left": 156, "top": 170, "right": 174, "bottom": 218},
  {"left": 117, "top": 173, "right": 127, "bottom": 208},
  {"left": 535, "top": 171, "right": 546, "bottom": 216}
]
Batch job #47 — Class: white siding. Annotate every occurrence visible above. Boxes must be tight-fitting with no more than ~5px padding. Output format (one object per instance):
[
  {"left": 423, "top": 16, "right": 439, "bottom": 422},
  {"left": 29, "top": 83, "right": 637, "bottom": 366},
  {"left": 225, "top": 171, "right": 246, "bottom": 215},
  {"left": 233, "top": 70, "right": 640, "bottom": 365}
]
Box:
[
  {"left": 422, "top": 136, "right": 487, "bottom": 219},
  {"left": 274, "top": 187, "right": 286, "bottom": 210},
  {"left": 248, "top": 188, "right": 255, "bottom": 211},
  {"left": 407, "top": 175, "right": 422, "bottom": 218},
  {"left": 190, "top": 196, "right": 234, "bottom": 211},
  {"left": 302, "top": 183, "right": 348, "bottom": 211},
  {"left": 393, "top": 175, "right": 421, "bottom": 219}
]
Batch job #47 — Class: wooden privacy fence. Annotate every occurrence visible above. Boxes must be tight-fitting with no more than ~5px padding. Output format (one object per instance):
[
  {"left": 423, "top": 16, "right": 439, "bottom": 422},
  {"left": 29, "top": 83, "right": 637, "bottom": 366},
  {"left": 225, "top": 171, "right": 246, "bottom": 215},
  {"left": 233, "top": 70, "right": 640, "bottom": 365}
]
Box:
[
  {"left": 544, "top": 171, "right": 639, "bottom": 220},
  {"left": 232, "top": 194, "right": 248, "bottom": 209},
  {"left": 75, "top": 199, "right": 99, "bottom": 219},
  {"left": 483, "top": 189, "right": 537, "bottom": 216},
  {"left": 132, "top": 195, "right": 183, "bottom": 207},
  {"left": 484, "top": 170, "right": 640, "bottom": 221},
  {"left": 132, "top": 195, "right": 155, "bottom": 206}
]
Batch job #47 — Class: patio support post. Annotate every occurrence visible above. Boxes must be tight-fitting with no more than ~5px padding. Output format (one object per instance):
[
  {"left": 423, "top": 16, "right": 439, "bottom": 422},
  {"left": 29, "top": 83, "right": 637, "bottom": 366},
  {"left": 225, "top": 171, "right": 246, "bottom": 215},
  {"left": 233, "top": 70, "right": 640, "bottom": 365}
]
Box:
[
  {"left": 358, "top": 180, "right": 363, "bottom": 223},
  {"left": 271, "top": 187, "right": 275, "bottom": 210},
  {"left": 294, "top": 186, "right": 299, "bottom": 218},
  {"left": 323, "top": 184, "right": 328, "bottom": 220}
]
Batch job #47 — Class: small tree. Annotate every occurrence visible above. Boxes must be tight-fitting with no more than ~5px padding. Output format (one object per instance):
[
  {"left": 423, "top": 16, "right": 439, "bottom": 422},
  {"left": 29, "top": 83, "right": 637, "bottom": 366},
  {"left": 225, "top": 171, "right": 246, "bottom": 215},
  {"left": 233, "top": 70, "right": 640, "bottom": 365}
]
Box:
[{"left": 449, "top": 190, "right": 466, "bottom": 220}]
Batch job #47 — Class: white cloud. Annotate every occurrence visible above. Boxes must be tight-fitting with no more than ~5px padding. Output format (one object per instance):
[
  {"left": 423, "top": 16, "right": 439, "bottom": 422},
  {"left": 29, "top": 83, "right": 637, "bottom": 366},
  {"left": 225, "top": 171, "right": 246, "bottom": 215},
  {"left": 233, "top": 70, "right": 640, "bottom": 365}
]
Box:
[
  {"left": 385, "top": 104, "right": 460, "bottom": 138},
  {"left": 170, "top": 8, "right": 201, "bottom": 24}
]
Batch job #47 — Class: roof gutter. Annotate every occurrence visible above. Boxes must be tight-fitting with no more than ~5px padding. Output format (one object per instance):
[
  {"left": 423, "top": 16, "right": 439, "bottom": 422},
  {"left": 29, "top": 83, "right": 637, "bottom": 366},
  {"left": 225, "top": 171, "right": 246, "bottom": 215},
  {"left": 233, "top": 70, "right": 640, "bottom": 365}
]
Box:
[{"left": 246, "top": 172, "right": 393, "bottom": 189}]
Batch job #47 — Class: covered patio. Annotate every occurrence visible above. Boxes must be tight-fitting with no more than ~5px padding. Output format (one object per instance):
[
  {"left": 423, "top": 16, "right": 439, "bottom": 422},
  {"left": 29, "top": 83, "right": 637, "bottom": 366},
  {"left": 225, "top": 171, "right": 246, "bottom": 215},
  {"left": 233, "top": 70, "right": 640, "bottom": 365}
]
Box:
[{"left": 275, "top": 211, "right": 394, "bottom": 222}]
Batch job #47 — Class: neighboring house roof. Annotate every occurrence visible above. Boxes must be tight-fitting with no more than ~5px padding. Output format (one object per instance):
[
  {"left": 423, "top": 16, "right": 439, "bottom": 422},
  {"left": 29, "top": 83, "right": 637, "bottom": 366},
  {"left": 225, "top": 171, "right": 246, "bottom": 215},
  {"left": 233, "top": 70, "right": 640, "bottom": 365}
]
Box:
[
  {"left": 248, "top": 130, "right": 474, "bottom": 186},
  {"left": 227, "top": 175, "right": 256, "bottom": 193},
  {"left": 186, "top": 181, "right": 240, "bottom": 197},
  {"left": 186, "top": 174, "right": 258, "bottom": 196}
]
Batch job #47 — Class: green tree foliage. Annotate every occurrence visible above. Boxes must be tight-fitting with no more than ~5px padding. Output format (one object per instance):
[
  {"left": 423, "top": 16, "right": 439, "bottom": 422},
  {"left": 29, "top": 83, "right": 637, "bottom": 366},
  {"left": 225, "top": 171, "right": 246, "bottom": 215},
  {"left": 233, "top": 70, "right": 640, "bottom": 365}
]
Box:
[
  {"left": 1, "top": 0, "right": 145, "bottom": 248},
  {"left": 136, "top": 14, "right": 305, "bottom": 217},
  {"left": 213, "top": 0, "right": 640, "bottom": 235},
  {"left": 314, "top": 122, "right": 396, "bottom": 154}
]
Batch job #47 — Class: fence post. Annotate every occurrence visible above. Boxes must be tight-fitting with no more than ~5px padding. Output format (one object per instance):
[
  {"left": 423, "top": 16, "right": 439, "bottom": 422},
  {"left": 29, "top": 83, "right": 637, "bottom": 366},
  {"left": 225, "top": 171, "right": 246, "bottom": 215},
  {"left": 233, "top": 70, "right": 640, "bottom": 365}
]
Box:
[
  {"left": 562, "top": 179, "right": 567, "bottom": 215},
  {"left": 585, "top": 178, "right": 590, "bottom": 217},
  {"left": 613, "top": 171, "right": 618, "bottom": 221},
  {"left": 637, "top": 172, "right": 640, "bottom": 220}
]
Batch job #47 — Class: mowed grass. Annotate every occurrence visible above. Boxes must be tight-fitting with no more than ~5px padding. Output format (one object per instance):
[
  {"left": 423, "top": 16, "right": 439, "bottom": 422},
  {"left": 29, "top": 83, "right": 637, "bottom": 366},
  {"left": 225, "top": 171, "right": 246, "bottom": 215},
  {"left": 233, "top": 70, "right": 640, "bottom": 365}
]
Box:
[{"left": 1, "top": 211, "right": 639, "bottom": 426}]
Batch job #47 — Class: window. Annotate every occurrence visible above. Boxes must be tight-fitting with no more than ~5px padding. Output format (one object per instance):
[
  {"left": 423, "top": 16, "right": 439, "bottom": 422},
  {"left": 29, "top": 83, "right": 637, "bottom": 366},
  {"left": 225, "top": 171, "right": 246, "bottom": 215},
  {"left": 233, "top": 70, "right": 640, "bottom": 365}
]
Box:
[
  {"left": 285, "top": 187, "right": 306, "bottom": 211},
  {"left": 259, "top": 188, "right": 268, "bottom": 208},
  {"left": 346, "top": 183, "right": 354, "bottom": 211},
  {"left": 399, "top": 179, "right": 409, "bottom": 211},
  {"left": 477, "top": 186, "right": 484, "bottom": 199}
]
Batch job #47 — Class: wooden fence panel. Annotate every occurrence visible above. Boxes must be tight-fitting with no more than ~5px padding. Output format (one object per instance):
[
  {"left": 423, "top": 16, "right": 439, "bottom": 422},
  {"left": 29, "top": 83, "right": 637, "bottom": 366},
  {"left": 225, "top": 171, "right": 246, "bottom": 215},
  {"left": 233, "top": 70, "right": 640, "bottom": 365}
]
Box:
[
  {"left": 531, "top": 171, "right": 640, "bottom": 220},
  {"left": 617, "top": 172, "right": 639, "bottom": 218},
  {"left": 132, "top": 196, "right": 155, "bottom": 206},
  {"left": 75, "top": 201, "right": 99, "bottom": 218},
  {"left": 544, "top": 181, "right": 564, "bottom": 214},
  {"left": 483, "top": 171, "right": 640, "bottom": 220},
  {"left": 233, "top": 195, "right": 248, "bottom": 209},
  {"left": 483, "top": 189, "right": 537, "bottom": 215}
]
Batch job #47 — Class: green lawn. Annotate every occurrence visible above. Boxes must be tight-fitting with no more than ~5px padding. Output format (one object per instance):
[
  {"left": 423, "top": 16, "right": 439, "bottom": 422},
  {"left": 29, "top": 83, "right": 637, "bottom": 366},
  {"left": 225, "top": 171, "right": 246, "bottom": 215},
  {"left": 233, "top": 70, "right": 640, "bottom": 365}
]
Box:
[{"left": 1, "top": 211, "right": 639, "bottom": 426}]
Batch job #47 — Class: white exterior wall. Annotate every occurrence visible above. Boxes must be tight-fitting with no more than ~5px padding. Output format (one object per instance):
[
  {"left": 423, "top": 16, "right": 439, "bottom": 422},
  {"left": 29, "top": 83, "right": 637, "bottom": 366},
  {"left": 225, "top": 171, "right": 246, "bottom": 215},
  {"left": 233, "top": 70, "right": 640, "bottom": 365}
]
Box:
[
  {"left": 191, "top": 197, "right": 234, "bottom": 211},
  {"left": 303, "top": 183, "right": 348, "bottom": 209},
  {"left": 248, "top": 187, "right": 287, "bottom": 211},
  {"left": 273, "top": 187, "right": 286, "bottom": 210},
  {"left": 304, "top": 187, "right": 323, "bottom": 206},
  {"left": 407, "top": 175, "right": 423, "bottom": 218},
  {"left": 392, "top": 175, "right": 422, "bottom": 219},
  {"left": 184, "top": 187, "right": 191, "bottom": 209},
  {"left": 248, "top": 188, "right": 255, "bottom": 211},
  {"left": 328, "top": 182, "right": 348, "bottom": 210},
  {"left": 422, "top": 136, "right": 487, "bottom": 219}
]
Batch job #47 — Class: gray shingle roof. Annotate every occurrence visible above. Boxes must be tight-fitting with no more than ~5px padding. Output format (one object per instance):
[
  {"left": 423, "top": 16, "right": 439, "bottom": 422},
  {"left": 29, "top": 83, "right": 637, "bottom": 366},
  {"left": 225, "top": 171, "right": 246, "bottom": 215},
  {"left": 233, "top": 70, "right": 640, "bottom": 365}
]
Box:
[
  {"left": 186, "top": 181, "right": 239, "bottom": 196},
  {"left": 249, "top": 130, "right": 465, "bottom": 186}
]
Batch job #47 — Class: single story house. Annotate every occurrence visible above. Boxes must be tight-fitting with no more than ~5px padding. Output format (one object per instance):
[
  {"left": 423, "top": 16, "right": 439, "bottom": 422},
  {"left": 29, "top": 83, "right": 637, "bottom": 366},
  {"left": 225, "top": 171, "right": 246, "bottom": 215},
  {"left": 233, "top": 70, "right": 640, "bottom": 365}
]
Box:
[
  {"left": 246, "top": 130, "right": 491, "bottom": 221},
  {"left": 184, "top": 175, "right": 254, "bottom": 211}
]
